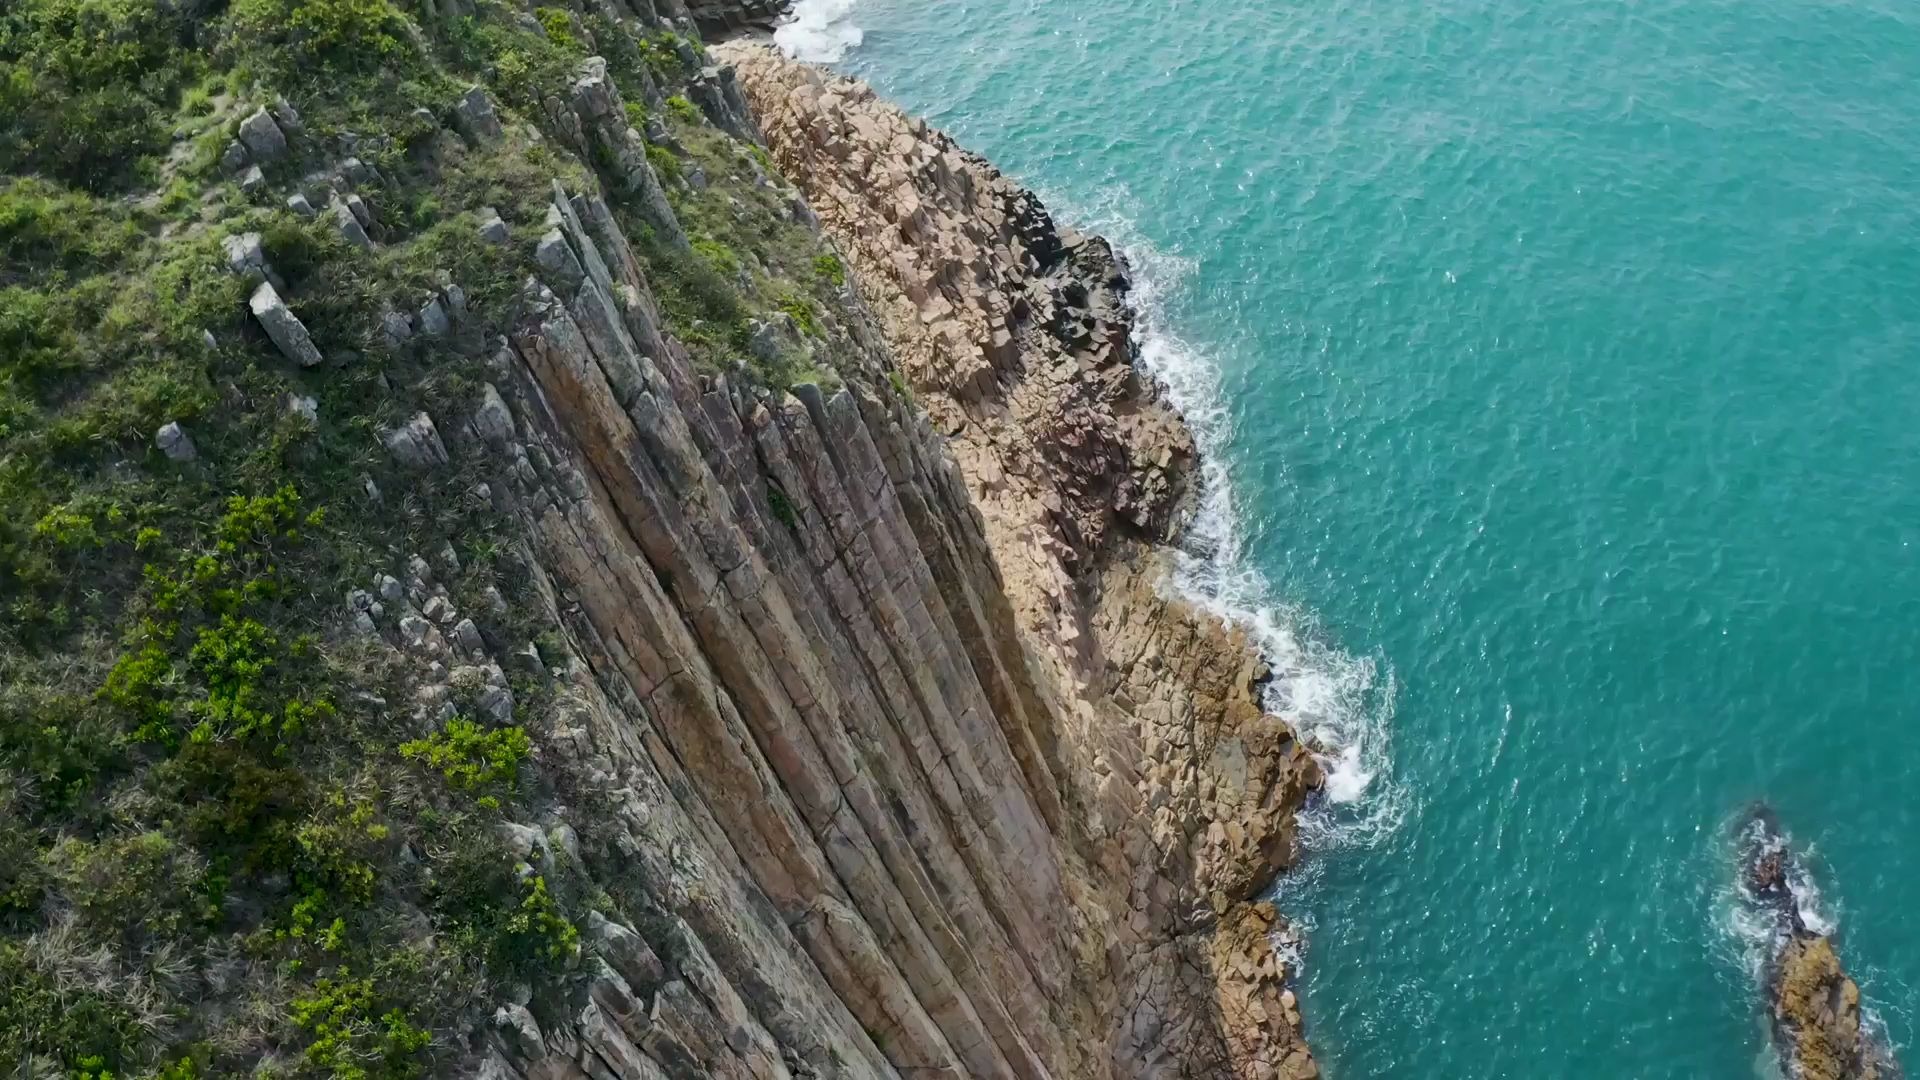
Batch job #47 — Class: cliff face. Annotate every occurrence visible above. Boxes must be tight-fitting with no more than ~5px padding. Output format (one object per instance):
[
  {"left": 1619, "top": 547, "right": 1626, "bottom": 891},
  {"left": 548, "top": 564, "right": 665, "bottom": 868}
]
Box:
[
  {"left": 455, "top": 29, "right": 1323, "bottom": 1076},
  {"left": 477, "top": 54, "right": 1324, "bottom": 1075},
  {"left": 0, "top": 1, "right": 1317, "bottom": 1075}
]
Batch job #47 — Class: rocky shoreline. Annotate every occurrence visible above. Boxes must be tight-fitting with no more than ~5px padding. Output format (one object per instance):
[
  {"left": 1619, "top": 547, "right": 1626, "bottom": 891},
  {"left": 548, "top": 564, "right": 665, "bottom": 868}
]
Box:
[{"left": 716, "top": 44, "right": 1324, "bottom": 1077}]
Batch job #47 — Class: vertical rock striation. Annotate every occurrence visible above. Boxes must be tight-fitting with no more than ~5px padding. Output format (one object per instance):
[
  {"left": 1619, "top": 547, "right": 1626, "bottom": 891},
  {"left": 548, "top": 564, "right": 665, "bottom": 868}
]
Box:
[{"left": 457, "top": 35, "right": 1321, "bottom": 1080}]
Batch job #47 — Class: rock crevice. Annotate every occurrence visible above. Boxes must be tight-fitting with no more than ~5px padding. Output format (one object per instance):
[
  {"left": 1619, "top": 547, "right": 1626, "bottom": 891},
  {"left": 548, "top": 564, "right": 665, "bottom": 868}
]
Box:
[{"left": 467, "top": 44, "right": 1321, "bottom": 1080}]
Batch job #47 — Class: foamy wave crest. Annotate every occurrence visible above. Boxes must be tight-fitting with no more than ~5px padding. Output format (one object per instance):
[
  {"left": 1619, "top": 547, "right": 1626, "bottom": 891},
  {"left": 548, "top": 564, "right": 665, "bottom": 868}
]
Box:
[
  {"left": 773, "top": 0, "right": 865, "bottom": 63},
  {"left": 1055, "top": 185, "right": 1408, "bottom": 851},
  {"left": 1713, "top": 811, "right": 1844, "bottom": 989}
]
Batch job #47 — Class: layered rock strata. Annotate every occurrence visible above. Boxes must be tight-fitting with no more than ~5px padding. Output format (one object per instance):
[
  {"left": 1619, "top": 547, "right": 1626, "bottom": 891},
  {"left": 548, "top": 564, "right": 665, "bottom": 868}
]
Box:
[
  {"left": 716, "top": 44, "right": 1324, "bottom": 1078},
  {"left": 1738, "top": 806, "right": 1901, "bottom": 1080},
  {"left": 444, "top": 37, "right": 1321, "bottom": 1080}
]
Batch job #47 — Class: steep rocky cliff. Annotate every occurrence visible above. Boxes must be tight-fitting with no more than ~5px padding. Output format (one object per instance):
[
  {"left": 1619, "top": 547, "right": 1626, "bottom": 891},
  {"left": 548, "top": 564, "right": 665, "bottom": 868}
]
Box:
[{"left": 0, "top": 3, "right": 1317, "bottom": 1078}]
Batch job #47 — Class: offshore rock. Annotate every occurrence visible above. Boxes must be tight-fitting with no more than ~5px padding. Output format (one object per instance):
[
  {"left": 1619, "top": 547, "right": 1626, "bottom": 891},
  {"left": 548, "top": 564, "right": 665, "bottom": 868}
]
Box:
[{"left": 1737, "top": 805, "right": 1900, "bottom": 1080}]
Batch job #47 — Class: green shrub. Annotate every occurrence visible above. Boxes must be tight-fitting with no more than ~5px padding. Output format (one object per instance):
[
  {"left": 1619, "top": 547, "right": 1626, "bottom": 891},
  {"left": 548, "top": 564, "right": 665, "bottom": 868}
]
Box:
[
  {"left": 691, "top": 237, "right": 736, "bottom": 275},
  {"left": 0, "top": 942, "right": 145, "bottom": 1075},
  {"left": 226, "top": 0, "right": 412, "bottom": 76},
  {"left": 646, "top": 143, "right": 682, "bottom": 184},
  {"left": 665, "top": 94, "right": 700, "bottom": 124},
  {"left": 428, "top": 835, "right": 578, "bottom": 983},
  {"left": 811, "top": 253, "right": 845, "bottom": 287},
  {"left": 289, "top": 970, "right": 432, "bottom": 1080},
  {"left": 47, "top": 831, "right": 214, "bottom": 943},
  {"left": 531, "top": 6, "right": 578, "bottom": 51},
  {"left": 639, "top": 33, "right": 686, "bottom": 82},
  {"left": 399, "top": 717, "right": 530, "bottom": 792},
  {"left": 776, "top": 294, "right": 822, "bottom": 337},
  {"left": 0, "top": 179, "right": 144, "bottom": 283},
  {"left": 0, "top": 0, "right": 203, "bottom": 190},
  {"left": 767, "top": 486, "right": 798, "bottom": 530},
  {"left": 888, "top": 370, "right": 914, "bottom": 404}
]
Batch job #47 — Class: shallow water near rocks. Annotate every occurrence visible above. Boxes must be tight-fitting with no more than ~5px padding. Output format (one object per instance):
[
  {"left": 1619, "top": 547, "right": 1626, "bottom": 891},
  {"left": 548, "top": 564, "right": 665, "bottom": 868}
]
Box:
[{"left": 790, "top": 0, "right": 1920, "bottom": 1074}]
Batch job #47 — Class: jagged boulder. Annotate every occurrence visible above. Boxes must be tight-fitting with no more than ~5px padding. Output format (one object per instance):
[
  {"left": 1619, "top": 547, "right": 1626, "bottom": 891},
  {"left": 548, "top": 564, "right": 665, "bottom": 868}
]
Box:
[
  {"left": 330, "top": 195, "right": 373, "bottom": 250},
  {"left": 155, "top": 421, "right": 197, "bottom": 462},
  {"left": 688, "top": 64, "right": 760, "bottom": 142},
  {"left": 471, "top": 383, "right": 516, "bottom": 446},
  {"left": 477, "top": 206, "right": 509, "bottom": 244},
  {"left": 381, "top": 412, "right": 449, "bottom": 469},
  {"left": 236, "top": 107, "right": 289, "bottom": 161},
  {"left": 221, "top": 231, "right": 284, "bottom": 291},
  {"left": 247, "top": 282, "right": 323, "bottom": 367},
  {"left": 453, "top": 85, "right": 504, "bottom": 143}
]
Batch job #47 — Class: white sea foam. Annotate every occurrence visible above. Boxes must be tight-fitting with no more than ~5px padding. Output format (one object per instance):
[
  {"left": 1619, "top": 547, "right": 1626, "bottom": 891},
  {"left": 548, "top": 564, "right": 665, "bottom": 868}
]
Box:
[
  {"left": 772, "top": 0, "right": 865, "bottom": 63},
  {"left": 1054, "top": 186, "right": 1408, "bottom": 853}
]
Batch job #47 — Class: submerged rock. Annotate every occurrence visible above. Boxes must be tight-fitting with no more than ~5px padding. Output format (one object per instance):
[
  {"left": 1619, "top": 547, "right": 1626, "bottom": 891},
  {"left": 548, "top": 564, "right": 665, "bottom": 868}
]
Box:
[{"left": 1736, "top": 805, "right": 1900, "bottom": 1080}]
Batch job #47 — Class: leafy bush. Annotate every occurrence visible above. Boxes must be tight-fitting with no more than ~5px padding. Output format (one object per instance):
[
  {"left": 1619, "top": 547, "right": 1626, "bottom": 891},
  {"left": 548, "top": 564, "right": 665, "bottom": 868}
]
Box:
[
  {"left": 226, "top": 0, "right": 412, "bottom": 76},
  {"left": 400, "top": 717, "right": 530, "bottom": 792},
  {"left": 776, "top": 294, "right": 822, "bottom": 337},
  {"left": 0, "top": 179, "right": 144, "bottom": 284},
  {"left": 289, "top": 970, "right": 432, "bottom": 1080},
  {"left": 811, "top": 253, "right": 846, "bottom": 287},
  {"left": 665, "top": 94, "right": 700, "bottom": 124},
  {"left": 46, "top": 831, "right": 214, "bottom": 943},
  {"left": 0, "top": 942, "right": 145, "bottom": 1075},
  {"left": 429, "top": 835, "right": 578, "bottom": 983},
  {"left": 532, "top": 6, "right": 579, "bottom": 51},
  {"left": 0, "top": 0, "right": 203, "bottom": 190},
  {"left": 500, "top": 875, "right": 578, "bottom": 968},
  {"left": 639, "top": 33, "right": 686, "bottom": 82},
  {"left": 646, "top": 143, "right": 682, "bottom": 184}
]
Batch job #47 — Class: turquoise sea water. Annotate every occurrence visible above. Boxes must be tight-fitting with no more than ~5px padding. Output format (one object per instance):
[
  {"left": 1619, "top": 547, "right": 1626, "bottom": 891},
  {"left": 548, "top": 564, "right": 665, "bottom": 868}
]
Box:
[{"left": 779, "top": 0, "right": 1920, "bottom": 1074}]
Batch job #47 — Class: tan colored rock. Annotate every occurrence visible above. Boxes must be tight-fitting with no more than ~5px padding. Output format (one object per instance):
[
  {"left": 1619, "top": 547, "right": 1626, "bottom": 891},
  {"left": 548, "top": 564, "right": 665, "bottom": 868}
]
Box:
[
  {"left": 471, "top": 42, "right": 1322, "bottom": 1080},
  {"left": 717, "top": 43, "right": 1322, "bottom": 1080}
]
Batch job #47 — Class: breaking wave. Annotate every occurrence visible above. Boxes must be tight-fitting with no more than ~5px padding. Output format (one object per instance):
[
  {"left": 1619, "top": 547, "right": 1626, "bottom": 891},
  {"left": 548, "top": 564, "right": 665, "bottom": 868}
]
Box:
[
  {"left": 1058, "top": 185, "right": 1409, "bottom": 852},
  {"left": 773, "top": 0, "right": 865, "bottom": 63}
]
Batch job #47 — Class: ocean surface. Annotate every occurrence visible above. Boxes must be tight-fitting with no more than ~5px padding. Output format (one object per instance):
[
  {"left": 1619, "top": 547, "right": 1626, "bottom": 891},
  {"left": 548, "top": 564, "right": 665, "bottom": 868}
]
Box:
[{"left": 773, "top": 0, "right": 1920, "bottom": 1074}]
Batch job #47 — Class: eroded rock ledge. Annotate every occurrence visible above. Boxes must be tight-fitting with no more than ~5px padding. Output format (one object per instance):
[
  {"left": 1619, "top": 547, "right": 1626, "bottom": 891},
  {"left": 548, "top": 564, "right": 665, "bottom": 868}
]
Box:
[{"left": 715, "top": 43, "right": 1324, "bottom": 1078}]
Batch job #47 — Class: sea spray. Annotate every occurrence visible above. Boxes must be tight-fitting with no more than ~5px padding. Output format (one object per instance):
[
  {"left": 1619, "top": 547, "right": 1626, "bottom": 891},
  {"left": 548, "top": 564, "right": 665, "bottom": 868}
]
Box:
[
  {"left": 1056, "top": 185, "right": 1410, "bottom": 853},
  {"left": 773, "top": 0, "right": 864, "bottom": 63}
]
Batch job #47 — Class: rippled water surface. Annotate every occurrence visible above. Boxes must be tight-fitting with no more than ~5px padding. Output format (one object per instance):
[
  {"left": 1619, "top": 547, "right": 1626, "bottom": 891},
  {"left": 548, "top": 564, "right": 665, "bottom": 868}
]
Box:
[{"left": 784, "top": 0, "right": 1920, "bottom": 1073}]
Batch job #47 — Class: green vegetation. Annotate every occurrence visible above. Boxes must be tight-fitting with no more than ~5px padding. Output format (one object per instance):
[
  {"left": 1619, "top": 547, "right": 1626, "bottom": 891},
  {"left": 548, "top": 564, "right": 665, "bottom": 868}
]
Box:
[
  {"left": 290, "top": 970, "right": 433, "bottom": 1080},
  {"left": 767, "top": 485, "right": 799, "bottom": 530},
  {"left": 228, "top": 0, "right": 412, "bottom": 74},
  {"left": 813, "top": 252, "right": 846, "bottom": 286},
  {"left": 0, "top": 0, "right": 881, "bottom": 1071},
  {"left": 665, "top": 94, "right": 701, "bottom": 124},
  {"left": 401, "top": 717, "right": 531, "bottom": 792},
  {"left": 0, "top": 0, "right": 208, "bottom": 190}
]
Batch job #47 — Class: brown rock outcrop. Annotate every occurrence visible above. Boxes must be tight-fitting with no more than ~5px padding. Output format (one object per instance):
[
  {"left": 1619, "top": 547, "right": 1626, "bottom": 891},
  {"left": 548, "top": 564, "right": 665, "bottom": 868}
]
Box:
[
  {"left": 1738, "top": 806, "right": 1900, "bottom": 1080},
  {"left": 438, "top": 32, "right": 1321, "bottom": 1080},
  {"left": 716, "top": 43, "right": 1323, "bottom": 1079}
]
